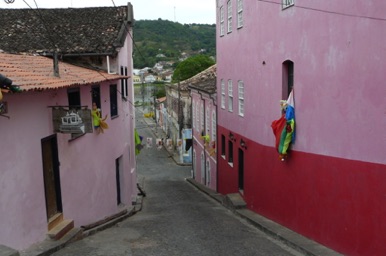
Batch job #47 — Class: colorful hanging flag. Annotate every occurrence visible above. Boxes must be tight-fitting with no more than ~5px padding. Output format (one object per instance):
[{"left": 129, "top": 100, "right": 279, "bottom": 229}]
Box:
[
  {"left": 271, "top": 90, "right": 295, "bottom": 161},
  {"left": 134, "top": 129, "right": 143, "bottom": 155}
]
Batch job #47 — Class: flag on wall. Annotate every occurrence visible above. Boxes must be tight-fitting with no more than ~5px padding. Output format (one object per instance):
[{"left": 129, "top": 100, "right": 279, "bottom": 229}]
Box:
[
  {"left": 271, "top": 90, "right": 295, "bottom": 161},
  {"left": 134, "top": 129, "right": 143, "bottom": 155}
]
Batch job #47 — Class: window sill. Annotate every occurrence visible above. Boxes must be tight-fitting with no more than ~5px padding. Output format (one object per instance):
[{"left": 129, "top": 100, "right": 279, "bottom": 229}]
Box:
[
  {"left": 282, "top": 4, "right": 294, "bottom": 10},
  {"left": 228, "top": 162, "right": 233, "bottom": 167},
  {"left": 111, "top": 115, "right": 119, "bottom": 120}
]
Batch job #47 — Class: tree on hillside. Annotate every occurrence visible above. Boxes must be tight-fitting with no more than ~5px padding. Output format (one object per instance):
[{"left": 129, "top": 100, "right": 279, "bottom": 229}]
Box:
[
  {"left": 133, "top": 20, "right": 216, "bottom": 69},
  {"left": 172, "top": 55, "right": 215, "bottom": 82}
]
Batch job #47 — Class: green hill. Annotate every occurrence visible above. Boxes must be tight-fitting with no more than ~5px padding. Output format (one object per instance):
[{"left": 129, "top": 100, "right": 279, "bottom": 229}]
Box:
[{"left": 132, "top": 19, "right": 216, "bottom": 69}]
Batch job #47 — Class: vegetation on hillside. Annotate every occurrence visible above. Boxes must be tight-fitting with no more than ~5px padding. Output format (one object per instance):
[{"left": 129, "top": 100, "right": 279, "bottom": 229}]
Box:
[
  {"left": 172, "top": 55, "right": 215, "bottom": 82},
  {"left": 133, "top": 19, "right": 216, "bottom": 69}
]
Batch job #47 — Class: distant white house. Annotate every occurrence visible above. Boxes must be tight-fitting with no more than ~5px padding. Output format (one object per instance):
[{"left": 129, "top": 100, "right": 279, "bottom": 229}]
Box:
[
  {"left": 164, "top": 74, "right": 172, "bottom": 82},
  {"left": 154, "top": 62, "right": 163, "bottom": 71},
  {"left": 144, "top": 74, "right": 156, "bottom": 83},
  {"left": 133, "top": 69, "right": 141, "bottom": 76}
]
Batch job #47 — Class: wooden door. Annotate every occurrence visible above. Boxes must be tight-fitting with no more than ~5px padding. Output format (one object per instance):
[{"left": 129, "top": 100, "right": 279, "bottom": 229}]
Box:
[
  {"left": 41, "top": 135, "right": 62, "bottom": 220},
  {"left": 238, "top": 148, "right": 244, "bottom": 191}
]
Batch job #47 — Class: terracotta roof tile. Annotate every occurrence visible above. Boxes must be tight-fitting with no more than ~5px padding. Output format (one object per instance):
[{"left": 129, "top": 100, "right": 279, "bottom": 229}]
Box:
[
  {"left": 182, "top": 64, "right": 217, "bottom": 93},
  {"left": 0, "top": 53, "right": 126, "bottom": 91}
]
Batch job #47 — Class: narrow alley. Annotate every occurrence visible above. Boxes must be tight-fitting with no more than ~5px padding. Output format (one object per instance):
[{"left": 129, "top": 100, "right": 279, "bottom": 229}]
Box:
[{"left": 48, "top": 108, "right": 302, "bottom": 256}]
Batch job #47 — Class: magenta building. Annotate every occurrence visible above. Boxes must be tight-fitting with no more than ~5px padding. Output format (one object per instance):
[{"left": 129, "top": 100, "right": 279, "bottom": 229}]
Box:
[
  {"left": 189, "top": 65, "right": 217, "bottom": 190},
  {"left": 216, "top": 0, "right": 386, "bottom": 255}
]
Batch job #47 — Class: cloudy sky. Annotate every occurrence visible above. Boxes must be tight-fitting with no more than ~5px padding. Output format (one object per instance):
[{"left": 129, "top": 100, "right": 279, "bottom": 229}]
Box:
[{"left": 0, "top": 0, "right": 216, "bottom": 24}]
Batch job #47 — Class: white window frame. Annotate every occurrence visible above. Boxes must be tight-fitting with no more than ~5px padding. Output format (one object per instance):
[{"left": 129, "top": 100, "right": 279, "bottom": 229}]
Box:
[
  {"left": 282, "top": 0, "right": 294, "bottom": 9},
  {"left": 228, "top": 79, "right": 233, "bottom": 112},
  {"left": 220, "top": 6, "right": 225, "bottom": 36},
  {"left": 196, "top": 101, "right": 200, "bottom": 132},
  {"left": 227, "top": 0, "right": 232, "bottom": 33},
  {"left": 212, "top": 111, "right": 216, "bottom": 143},
  {"left": 192, "top": 100, "right": 196, "bottom": 129},
  {"left": 201, "top": 102, "right": 204, "bottom": 132},
  {"left": 237, "top": 0, "right": 243, "bottom": 28},
  {"left": 205, "top": 107, "right": 210, "bottom": 136},
  {"left": 221, "top": 79, "right": 225, "bottom": 109},
  {"left": 238, "top": 80, "right": 244, "bottom": 117}
]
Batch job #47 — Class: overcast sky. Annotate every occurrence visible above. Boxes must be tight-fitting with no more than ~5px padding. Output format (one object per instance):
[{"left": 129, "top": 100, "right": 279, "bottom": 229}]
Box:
[{"left": 0, "top": 0, "right": 216, "bottom": 24}]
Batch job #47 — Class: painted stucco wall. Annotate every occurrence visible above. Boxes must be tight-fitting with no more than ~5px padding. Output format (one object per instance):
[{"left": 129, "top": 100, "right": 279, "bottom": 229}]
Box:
[
  {"left": 216, "top": 126, "right": 386, "bottom": 256},
  {"left": 191, "top": 91, "right": 217, "bottom": 190},
  {"left": 0, "top": 92, "right": 54, "bottom": 250},
  {"left": 216, "top": 0, "right": 386, "bottom": 255},
  {"left": 0, "top": 80, "right": 136, "bottom": 250},
  {"left": 57, "top": 84, "right": 136, "bottom": 226},
  {"left": 217, "top": 0, "right": 386, "bottom": 165},
  {"left": 118, "top": 30, "right": 137, "bottom": 202}
]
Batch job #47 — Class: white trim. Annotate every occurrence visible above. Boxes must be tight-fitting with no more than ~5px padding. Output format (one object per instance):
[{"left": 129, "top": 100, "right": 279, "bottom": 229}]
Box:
[
  {"left": 238, "top": 80, "right": 244, "bottom": 117},
  {"left": 282, "top": 0, "right": 294, "bottom": 9},
  {"left": 221, "top": 79, "right": 226, "bottom": 109},
  {"left": 237, "top": 0, "right": 243, "bottom": 28},
  {"left": 227, "top": 0, "right": 232, "bottom": 33},
  {"left": 228, "top": 79, "right": 233, "bottom": 112},
  {"left": 220, "top": 6, "right": 225, "bottom": 36}
]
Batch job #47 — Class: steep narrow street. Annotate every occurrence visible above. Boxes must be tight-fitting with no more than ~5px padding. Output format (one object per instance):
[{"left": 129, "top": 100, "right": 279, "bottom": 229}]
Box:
[{"left": 49, "top": 108, "right": 301, "bottom": 256}]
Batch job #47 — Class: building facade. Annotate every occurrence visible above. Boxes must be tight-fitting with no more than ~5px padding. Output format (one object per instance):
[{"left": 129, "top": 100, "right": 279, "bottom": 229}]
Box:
[
  {"left": 0, "top": 4, "right": 137, "bottom": 251},
  {"left": 216, "top": 0, "right": 386, "bottom": 255},
  {"left": 164, "top": 81, "right": 192, "bottom": 164},
  {"left": 189, "top": 65, "right": 217, "bottom": 190}
]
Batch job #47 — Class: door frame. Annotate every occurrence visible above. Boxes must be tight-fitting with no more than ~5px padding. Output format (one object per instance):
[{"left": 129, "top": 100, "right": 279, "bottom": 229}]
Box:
[
  {"left": 41, "top": 134, "right": 63, "bottom": 220},
  {"left": 238, "top": 148, "right": 244, "bottom": 192}
]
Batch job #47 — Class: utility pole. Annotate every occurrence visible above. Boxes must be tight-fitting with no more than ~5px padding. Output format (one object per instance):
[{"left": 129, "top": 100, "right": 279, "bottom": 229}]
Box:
[
  {"left": 140, "top": 72, "right": 145, "bottom": 110},
  {"left": 153, "top": 86, "right": 157, "bottom": 132},
  {"left": 178, "top": 80, "right": 183, "bottom": 139}
]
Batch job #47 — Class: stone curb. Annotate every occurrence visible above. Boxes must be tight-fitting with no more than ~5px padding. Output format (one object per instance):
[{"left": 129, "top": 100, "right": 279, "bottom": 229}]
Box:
[{"left": 18, "top": 199, "right": 143, "bottom": 256}]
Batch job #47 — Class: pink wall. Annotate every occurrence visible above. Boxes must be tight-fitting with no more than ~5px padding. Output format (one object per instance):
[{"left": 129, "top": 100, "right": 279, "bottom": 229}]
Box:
[
  {"left": 57, "top": 84, "right": 136, "bottom": 226},
  {"left": 118, "top": 30, "right": 137, "bottom": 200},
  {"left": 0, "top": 92, "right": 54, "bottom": 250},
  {"left": 217, "top": 0, "right": 386, "bottom": 255},
  {"left": 217, "top": 0, "right": 386, "bottom": 164},
  {"left": 0, "top": 80, "right": 136, "bottom": 250},
  {"left": 191, "top": 92, "right": 217, "bottom": 190}
]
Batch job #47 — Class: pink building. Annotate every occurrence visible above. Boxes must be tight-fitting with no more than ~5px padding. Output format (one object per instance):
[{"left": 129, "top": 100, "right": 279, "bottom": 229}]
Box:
[
  {"left": 189, "top": 65, "right": 217, "bottom": 190},
  {"left": 0, "top": 4, "right": 137, "bottom": 251},
  {"left": 216, "top": 0, "right": 386, "bottom": 255}
]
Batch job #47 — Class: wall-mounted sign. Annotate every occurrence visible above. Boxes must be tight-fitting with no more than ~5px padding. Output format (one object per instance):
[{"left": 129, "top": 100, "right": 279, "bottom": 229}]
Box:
[{"left": 52, "top": 107, "right": 93, "bottom": 134}]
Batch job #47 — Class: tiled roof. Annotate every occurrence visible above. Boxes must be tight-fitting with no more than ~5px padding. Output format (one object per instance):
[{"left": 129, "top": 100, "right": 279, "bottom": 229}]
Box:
[
  {"left": 0, "top": 53, "right": 125, "bottom": 91},
  {"left": 0, "top": 5, "right": 131, "bottom": 55},
  {"left": 183, "top": 64, "right": 217, "bottom": 93},
  {"left": 156, "top": 96, "right": 167, "bottom": 103}
]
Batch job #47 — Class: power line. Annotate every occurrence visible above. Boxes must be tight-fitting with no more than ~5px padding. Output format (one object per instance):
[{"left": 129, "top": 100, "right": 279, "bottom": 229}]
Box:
[
  {"left": 110, "top": 0, "right": 150, "bottom": 68},
  {"left": 258, "top": 0, "right": 386, "bottom": 22},
  {"left": 22, "top": 0, "right": 60, "bottom": 49}
]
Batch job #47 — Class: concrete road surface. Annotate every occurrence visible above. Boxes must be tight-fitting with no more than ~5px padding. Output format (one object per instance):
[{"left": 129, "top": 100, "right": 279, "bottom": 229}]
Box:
[{"left": 51, "top": 110, "right": 302, "bottom": 256}]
